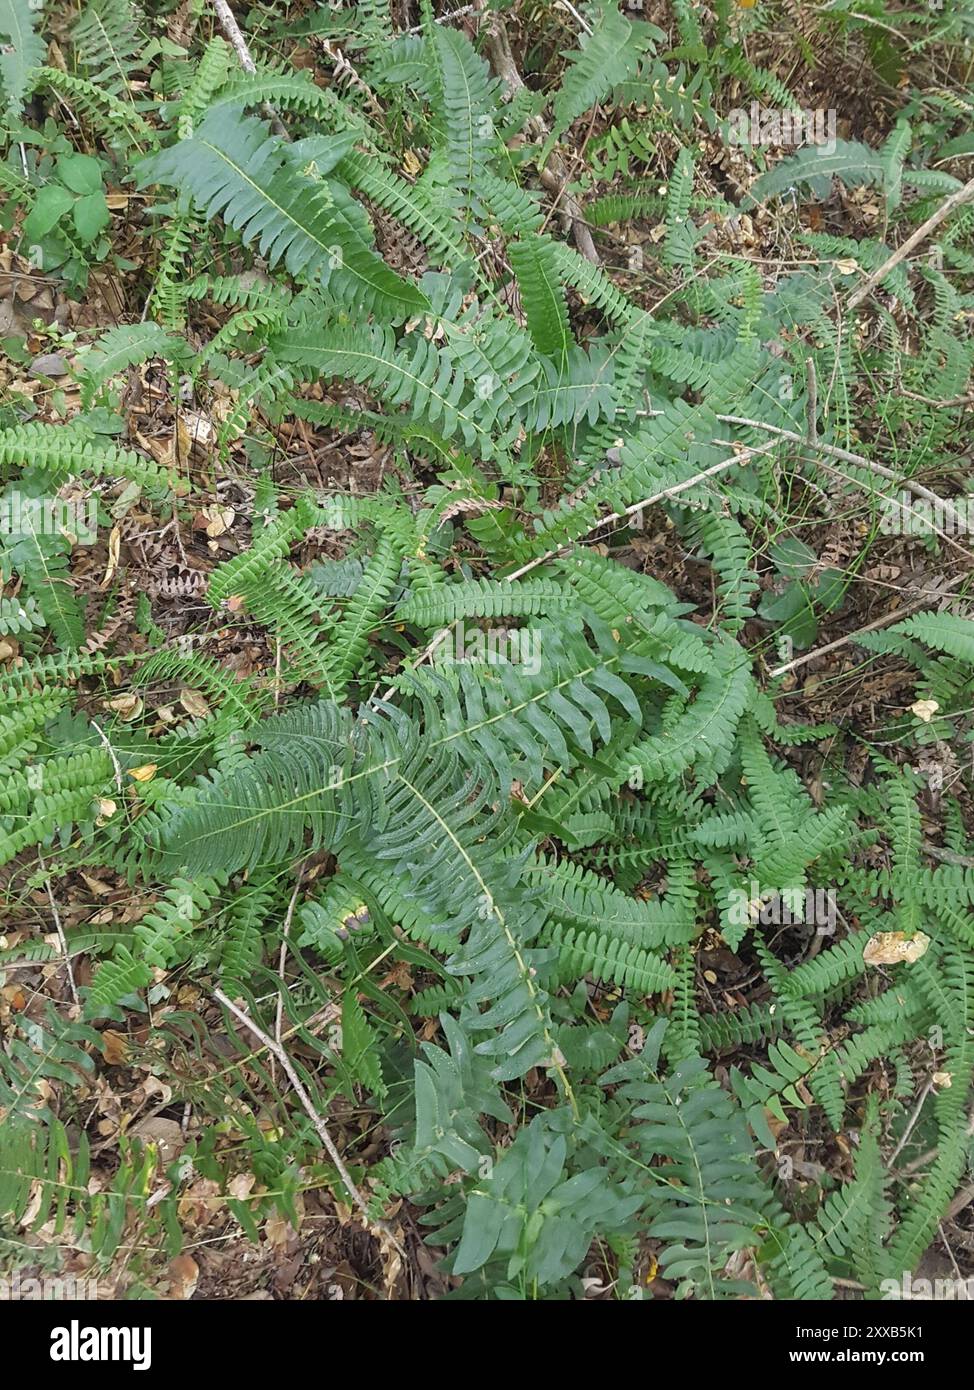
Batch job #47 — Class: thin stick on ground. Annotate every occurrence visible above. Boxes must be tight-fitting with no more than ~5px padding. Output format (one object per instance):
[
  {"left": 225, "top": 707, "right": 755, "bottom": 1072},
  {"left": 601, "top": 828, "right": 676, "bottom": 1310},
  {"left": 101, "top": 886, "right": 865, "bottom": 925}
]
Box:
[
  {"left": 901, "top": 388, "right": 974, "bottom": 409},
  {"left": 483, "top": 15, "right": 600, "bottom": 263},
  {"left": 715, "top": 414, "right": 970, "bottom": 534},
  {"left": 38, "top": 853, "right": 78, "bottom": 1006},
  {"left": 375, "top": 443, "right": 770, "bottom": 701},
  {"left": 379, "top": 414, "right": 971, "bottom": 698},
  {"left": 274, "top": 877, "right": 303, "bottom": 1055},
  {"left": 847, "top": 174, "right": 974, "bottom": 310},
  {"left": 767, "top": 577, "right": 964, "bottom": 679},
  {"left": 888, "top": 1079, "right": 934, "bottom": 1167},
  {"left": 504, "top": 445, "right": 770, "bottom": 583},
  {"left": 211, "top": 0, "right": 256, "bottom": 71},
  {"left": 210, "top": 0, "right": 288, "bottom": 136},
  {"left": 213, "top": 986, "right": 404, "bottom": 1256},
  {"left": 805, "top": 357, "right": 818, "bottom": 446}
]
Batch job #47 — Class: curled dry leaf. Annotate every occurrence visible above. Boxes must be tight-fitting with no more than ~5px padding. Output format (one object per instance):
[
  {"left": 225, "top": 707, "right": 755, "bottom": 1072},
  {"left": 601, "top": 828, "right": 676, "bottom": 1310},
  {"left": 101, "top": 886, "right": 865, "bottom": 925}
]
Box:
[
  {"left": 101, "top": 1030, "right": 128, "bottom": 1065},
  {"left": 197, "top": 504, "right": 235, "bottom": 538},
  {"left": 167, "top": 1253, "right": 200, "bottom": 1300},
  {"left": 130, "top": 1115, "right": 185, "bottom": 1163},
  {"left": 106, "top": 693, "right": 143, "bottom": 720},
  {"left": 910, "top": 698, "right": 940, "bottom": 723},
  {"left": 179, "top": 689, "right": 210, "bottom": 718},
  {"left": 862, "top": 930, "right": 931, "bottom": 967},
  {"left": 100, "top": 524, "right": 122, "bottom": 589}
]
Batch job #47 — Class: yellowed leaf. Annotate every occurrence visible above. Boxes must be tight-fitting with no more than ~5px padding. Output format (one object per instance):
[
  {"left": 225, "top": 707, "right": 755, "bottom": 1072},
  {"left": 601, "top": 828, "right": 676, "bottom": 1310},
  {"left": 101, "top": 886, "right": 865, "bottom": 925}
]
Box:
[
  {"left": 100, "top": 524, "right": 121, "bottom": 589},
  {"left": 168, "top": 1253, "right": 199, "bottom": 1300},
  {"left": 910, "top": 698, "right": 940, "bottom": 723},
  {"left": 863, "top": 930, "right": 931, "bottom": 967},
  {"left": 128, "top": 763, "right": 158, "bottom": 783}
]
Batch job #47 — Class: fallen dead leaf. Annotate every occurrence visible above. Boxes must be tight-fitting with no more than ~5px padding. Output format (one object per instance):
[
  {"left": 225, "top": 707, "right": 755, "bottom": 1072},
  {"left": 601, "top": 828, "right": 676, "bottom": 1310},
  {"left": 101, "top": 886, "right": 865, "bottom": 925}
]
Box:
[
  {"left": 179, "top": 689, "right": 210, "bottom": 718},
  {"left": 130, "top": 1115, "right": 185, "bottom": 1163},
  {"left": 101, "top": 1030, "right": 128, "bottom": 1065},
  {"left": 167, "top": 1253, "right": 199, "bottom": 1300},
  {"left": 911, "top": 699, "right": 940, "bottom": 723},
  {"left": 100, "top": 524, "right": 121, "bottom": 589},
  {"left": 863, "top": 930, "right": 931, "bottom": 966},
  {"left": 106, "top": 693, "right": 143, "bottom": 720},
  {"left": 80, "top": 872, "right": 113, "bottom": 895},
  {"left": 228, "top": 1172, "right": 256, "bottom": 1201}
]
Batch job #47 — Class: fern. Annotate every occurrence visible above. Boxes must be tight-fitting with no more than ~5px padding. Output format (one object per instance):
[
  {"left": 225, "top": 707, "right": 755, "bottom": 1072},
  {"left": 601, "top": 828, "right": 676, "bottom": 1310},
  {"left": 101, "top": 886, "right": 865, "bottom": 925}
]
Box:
[
  {"left": 0, "top": 0, "right": 44, "bottom": 118},
  {"left": 140, "top": 109, "right": 429, "bottom": 322},
  {"left": 4, "top": 0, "right": 974, "bottom": 1302}
]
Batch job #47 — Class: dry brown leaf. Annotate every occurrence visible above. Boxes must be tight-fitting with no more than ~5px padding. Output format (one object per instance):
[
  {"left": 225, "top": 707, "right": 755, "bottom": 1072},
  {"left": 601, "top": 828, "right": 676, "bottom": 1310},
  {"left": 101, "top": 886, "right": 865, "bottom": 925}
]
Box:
[
  {"left": 179, "top": 689, "right": 210, "bottom": 718},
  {"left": 228, "top": 1172, "right": 256, "bottom": 1201},
  {"left": 862, "top": 930, "right": 931, "bottom": 966},
  {"left": 208, "top": 505, "right": 235, "bottom": 537},
  {"left": 100, "top": 524, "right": 122, "bottom": 589},
  {"left": 101, "top": 1030, "right": 128, "bottom": 1065},
  {"left": 167, "top": 1253, "right": 199, "bottom": 1300},
  {"left": 910, "top": 699, "right": 940, "bottom": 723},
  {"left": 106, "top": 693, "right": 143, "bottom": 720},
  {"left": 80, "top": 872, "right": 113, "bottom": 895},
  {"left": 130, "top": 1115, "right": 185, "bottom": 1162}
]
